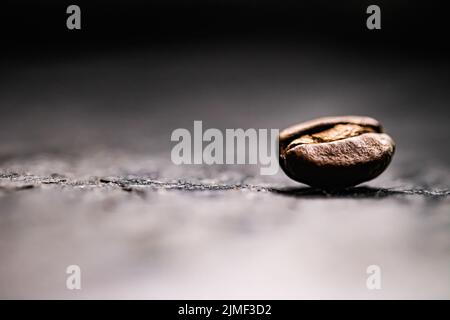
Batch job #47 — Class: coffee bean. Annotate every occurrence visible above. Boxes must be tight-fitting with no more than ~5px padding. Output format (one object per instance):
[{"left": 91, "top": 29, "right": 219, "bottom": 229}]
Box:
[{"left": 279, "top": 116, "right": 395, "bottom": 189}]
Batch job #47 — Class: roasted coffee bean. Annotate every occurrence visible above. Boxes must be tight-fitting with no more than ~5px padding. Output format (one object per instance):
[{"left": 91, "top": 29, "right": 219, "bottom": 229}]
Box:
[{"left": 279, "top": 116, "right": 395, "bottom": 189}]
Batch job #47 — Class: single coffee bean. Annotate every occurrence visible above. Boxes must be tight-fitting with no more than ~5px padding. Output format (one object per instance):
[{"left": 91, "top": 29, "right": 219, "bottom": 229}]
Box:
[{"left": 279, "top": 116, "right": 395, "bottom": 189}]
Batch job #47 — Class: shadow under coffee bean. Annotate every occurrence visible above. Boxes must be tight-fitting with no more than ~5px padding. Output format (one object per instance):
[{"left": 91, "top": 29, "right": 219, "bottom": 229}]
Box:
[{"left": 279, "top": 116, "right": 396, "bottom": 190}]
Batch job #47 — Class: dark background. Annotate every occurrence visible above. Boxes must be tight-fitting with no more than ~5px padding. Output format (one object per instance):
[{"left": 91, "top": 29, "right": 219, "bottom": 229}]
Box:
[
  {"left": 1, "top": 1, "right": 449, "bottom": 57},
  {"left": 1, "top": 0, "right": 449, "bottom": 169},
  {"left": 1, "top": 1, "right": 449, "bottom": 160}
]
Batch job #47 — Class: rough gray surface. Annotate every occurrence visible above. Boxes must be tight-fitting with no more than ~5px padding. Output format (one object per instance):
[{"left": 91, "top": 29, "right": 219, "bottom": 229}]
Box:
[{"left": 0, "top": 47, "right": 449, "bottom": 299}]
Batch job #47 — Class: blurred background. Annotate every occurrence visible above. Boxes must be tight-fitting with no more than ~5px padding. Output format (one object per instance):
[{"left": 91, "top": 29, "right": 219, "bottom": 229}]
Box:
[
  {"left": 0, "top": 1, "right": 449, "bottom": 299},
  {"left": 1, "top": 0, "right": 449, "bottom": 162}
]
